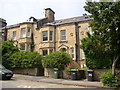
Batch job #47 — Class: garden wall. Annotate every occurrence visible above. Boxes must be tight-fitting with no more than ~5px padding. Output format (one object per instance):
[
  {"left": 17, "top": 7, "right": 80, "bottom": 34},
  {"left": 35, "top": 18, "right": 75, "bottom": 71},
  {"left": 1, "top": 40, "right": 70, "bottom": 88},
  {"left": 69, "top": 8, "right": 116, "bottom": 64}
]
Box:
[
  {"left": 92, "top": 69, "right": 120, "bottom": 81},
  {"left": 92, "top": 69, "right": 110, "bottom": 81},
  {"left": 44, "top": 68, "right": 71, "bottom": 79},
  {"left": 44, "top": 68, "right": 120, "bottom": 81},
  {"left": 12, "top": 68, "right": 44, "bottom": 76},
  {"left": 44, "top": 68, "right": 85, "bottom": 79}
]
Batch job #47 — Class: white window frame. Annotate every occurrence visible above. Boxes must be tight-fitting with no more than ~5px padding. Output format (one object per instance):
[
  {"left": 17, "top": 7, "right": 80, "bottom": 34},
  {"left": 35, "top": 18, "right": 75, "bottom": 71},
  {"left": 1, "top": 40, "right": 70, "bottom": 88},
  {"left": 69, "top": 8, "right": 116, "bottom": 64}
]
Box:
[
  {"left": 13, "top": 31, "right": 16, "bottom": 40},
  {"left": 42, "top": 31, "right": 48, "bottom": 42},
  {"left": 60, "top": 30, "right": 66, "bottom": 41},
  {"left": 27, "top": 28, "right": 31, "bottom": 37},
  {"left": 21, "top": 28, "right": 26, "bottom": 38}
]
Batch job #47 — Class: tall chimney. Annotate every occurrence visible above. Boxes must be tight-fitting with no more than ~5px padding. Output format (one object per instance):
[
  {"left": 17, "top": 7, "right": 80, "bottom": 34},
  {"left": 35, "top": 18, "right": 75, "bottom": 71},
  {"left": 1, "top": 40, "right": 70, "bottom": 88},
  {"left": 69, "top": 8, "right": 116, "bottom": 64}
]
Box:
[{"left": 45, "top": 8, "right": 55, "bottom": 22}]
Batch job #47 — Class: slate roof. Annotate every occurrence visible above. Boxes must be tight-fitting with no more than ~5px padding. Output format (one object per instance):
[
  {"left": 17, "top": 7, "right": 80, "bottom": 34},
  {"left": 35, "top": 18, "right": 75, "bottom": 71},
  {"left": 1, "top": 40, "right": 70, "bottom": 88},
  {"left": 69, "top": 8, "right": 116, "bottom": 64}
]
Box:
[
  {"left": 45, "top": 15, "right": 91, "bottom": 26},
  {"left": 0, "top": 22, "right": 35, "bottom": 30},
  {"left": 0, "top": 15, "right": 91, "bottom": 30}
]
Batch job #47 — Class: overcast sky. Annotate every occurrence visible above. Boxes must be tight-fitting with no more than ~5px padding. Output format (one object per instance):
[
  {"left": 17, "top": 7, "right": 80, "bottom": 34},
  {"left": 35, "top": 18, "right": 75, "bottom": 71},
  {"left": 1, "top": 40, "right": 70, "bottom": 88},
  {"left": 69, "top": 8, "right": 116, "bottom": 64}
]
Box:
[{"left": 0, "top": 0, "right": 89, "bottom": 25}]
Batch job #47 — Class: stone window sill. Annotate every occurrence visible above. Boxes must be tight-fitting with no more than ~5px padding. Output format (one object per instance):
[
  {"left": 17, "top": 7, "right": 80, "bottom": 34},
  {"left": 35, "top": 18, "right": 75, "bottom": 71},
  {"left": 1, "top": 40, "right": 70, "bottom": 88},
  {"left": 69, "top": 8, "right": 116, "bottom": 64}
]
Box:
[{"left": 59, "top": 40, "right": 68, "bottom": 43}]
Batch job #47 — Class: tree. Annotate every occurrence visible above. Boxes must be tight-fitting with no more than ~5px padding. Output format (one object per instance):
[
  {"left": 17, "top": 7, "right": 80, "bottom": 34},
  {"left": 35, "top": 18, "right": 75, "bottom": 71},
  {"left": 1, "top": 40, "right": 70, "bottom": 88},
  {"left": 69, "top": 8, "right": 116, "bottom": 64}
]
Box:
[
  {"left": 42, "top": 51, "right": 72, "bottom": 70},
  {"left": 82, "top": 1, "right": 120, "bottom": 75},
  {"left": 80, "top": 33, "right": 112, "bottom": 69},
  {"left": 1, "top": 40, "right": 19, "bottom": 69}
]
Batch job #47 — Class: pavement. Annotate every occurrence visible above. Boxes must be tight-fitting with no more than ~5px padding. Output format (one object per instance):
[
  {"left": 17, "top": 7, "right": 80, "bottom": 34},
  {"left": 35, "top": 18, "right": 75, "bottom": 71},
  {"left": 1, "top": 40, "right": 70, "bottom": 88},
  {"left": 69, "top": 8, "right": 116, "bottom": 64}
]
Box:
[{"left": 13, "top": 74, "right": 115, "bottom": 89}]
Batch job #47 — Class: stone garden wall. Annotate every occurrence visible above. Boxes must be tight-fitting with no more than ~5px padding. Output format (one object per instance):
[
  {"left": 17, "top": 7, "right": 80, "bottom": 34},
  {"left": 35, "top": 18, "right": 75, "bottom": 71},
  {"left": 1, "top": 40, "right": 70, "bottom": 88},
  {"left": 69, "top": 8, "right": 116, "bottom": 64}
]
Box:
[
  {"left": 12, "top": 68, "right": 44, "bottom": 76},
  {"left": 44, "top": 68, "right": 120, "bottom": 81}
]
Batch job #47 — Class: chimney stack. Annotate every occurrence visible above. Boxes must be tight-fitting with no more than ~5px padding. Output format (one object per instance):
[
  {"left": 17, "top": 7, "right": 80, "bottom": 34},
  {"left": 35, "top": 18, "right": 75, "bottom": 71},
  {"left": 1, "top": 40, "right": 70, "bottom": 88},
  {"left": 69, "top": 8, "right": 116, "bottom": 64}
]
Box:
[{"left": 45, "top": 8, "right": 55, "bottom": 22}]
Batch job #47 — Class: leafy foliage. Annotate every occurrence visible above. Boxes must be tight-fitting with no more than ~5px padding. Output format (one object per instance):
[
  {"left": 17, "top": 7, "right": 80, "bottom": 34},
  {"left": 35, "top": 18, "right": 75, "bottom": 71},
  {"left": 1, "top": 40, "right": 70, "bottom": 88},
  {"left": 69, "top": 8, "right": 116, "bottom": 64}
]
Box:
[
  {"left": 81, "top": 33, "right": 112, "bottom": 69},
  {"left": 100, "top": 71, "right": 120, "bottom": 87},
  {"left": 81, "top": 2, "right": 120, "bottom": 69},
  {"left": 9, "top": 51, "right": 43, "bottom": 68},
  {"left": 1, "top": 40, "right": 19, "bottom": 69},
  {"left": 42, "top": 51, "right": 72, "bottom": 70}
]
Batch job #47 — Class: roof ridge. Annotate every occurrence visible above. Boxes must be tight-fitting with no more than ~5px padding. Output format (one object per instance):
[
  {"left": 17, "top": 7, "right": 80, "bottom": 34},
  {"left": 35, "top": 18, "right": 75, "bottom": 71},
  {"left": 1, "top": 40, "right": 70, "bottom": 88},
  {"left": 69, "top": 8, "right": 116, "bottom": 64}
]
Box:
[{"left": 54, "top": 15, "right": 90, "bottom": 22}]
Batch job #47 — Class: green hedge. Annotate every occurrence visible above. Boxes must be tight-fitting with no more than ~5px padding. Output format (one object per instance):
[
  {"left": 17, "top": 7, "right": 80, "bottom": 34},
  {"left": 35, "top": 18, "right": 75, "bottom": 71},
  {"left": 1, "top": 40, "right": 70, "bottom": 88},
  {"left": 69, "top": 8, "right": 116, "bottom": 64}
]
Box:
[
  {"left": 9, "top": 51, "right": 43, "bottom": 69},
  {"left": 42, "top": 51, "right": 72, "bottom": 70}
]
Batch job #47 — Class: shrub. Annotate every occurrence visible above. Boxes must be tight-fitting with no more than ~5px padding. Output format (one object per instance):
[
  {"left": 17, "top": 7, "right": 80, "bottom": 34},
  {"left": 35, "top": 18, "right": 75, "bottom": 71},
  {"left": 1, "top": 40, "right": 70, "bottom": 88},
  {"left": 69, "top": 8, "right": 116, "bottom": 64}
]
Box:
[
  {"left": 100, "top": 71, "right": 120, "bottom": 87},
  {"left": 9, "top": 51, "right": 43, "bottom": 69},
  {"left": 42, "top": 51, "right": 72, "bottom": 70},
  {"left": 64, "top": 61, "right": 81, "bottom": 71}
]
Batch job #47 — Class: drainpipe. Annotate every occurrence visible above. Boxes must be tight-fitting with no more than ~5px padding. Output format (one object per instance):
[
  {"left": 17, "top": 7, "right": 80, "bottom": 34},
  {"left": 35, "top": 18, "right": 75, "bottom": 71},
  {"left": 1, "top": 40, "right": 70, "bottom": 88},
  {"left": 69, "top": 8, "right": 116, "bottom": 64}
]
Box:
[
  {"left": 4, "top": 26, "right": 7, "bottom": 41},
  {"left": 75, "top": 22, "right": 80, "bottom": 63},
  {"left": 31, "top": 24, "right": 34, "bottom": 52},
  {"left": 54, "top": 26, "right": 56, "bottom": 52}
]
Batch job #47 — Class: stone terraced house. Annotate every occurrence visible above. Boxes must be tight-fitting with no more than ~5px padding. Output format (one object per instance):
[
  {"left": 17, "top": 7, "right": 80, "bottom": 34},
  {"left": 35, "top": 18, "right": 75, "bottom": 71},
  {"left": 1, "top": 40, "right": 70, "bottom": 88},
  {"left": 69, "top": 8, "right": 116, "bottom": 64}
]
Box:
[{"left": 0, "top": 8, "right": 92, "bottom": 68}]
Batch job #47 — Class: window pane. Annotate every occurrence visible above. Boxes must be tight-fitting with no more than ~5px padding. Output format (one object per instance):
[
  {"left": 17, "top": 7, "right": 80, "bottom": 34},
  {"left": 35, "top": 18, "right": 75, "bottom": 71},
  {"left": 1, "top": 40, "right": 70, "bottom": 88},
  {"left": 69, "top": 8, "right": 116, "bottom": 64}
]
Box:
[
  {"left": 13, "top": 31, "right": 16, "bottom": 40},
  {"left": 62, "top": 31, "right": 65, "bottom": 35},
  {"left": 50, "top": 31, "right": 53, "bottom": 41},
  {"left": 42, "top": 50, "right": 48, "bottom": 56},
  {"left": 49, "top": 49, "right": 53, "bottom": 54},
  {"left": 42, "top": 31, "right": 48, "bottom": 41},
  {"left": 27, "top": 28, "right": 30, "bottom": 37},
  {"left": 62, "top": 36, "right": 66, "bottom": 40},
  {"left": 21, "top": 28, "right": 26, "bottom": 37},
  {"left": 61, "top": 30, "right": 66, "bottom": 40}
]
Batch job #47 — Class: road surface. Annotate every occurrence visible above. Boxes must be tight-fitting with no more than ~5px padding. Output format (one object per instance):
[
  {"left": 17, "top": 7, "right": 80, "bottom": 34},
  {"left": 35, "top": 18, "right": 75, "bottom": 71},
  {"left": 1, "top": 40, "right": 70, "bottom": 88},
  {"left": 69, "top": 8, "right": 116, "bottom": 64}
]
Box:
[{"left": 0, "top": 78, "right": 87, "bottom": 88}]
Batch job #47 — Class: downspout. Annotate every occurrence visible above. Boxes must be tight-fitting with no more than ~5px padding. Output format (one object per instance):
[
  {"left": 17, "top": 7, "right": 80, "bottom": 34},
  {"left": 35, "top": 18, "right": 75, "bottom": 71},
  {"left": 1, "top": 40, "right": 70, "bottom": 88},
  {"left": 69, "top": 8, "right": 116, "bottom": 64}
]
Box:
[
  {"left": 75, "top": 22, "right": 80, "bottom": 63},
  {"left": 31, "top": 23, "right": 34, "bottom": 52},
  {"left": 4, "top": 26, "right": 7, "bottom": 41},
  {"left": 54, "top": 25, "right": 56, "bottom": 52}
]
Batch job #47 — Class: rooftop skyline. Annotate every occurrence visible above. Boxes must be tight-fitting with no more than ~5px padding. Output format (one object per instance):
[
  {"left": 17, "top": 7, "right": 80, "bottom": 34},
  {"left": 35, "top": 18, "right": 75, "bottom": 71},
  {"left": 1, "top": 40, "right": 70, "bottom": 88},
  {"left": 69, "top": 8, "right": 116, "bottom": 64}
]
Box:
[{"left": 0, "top": 0, "right": 89, "bottom": 25}]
